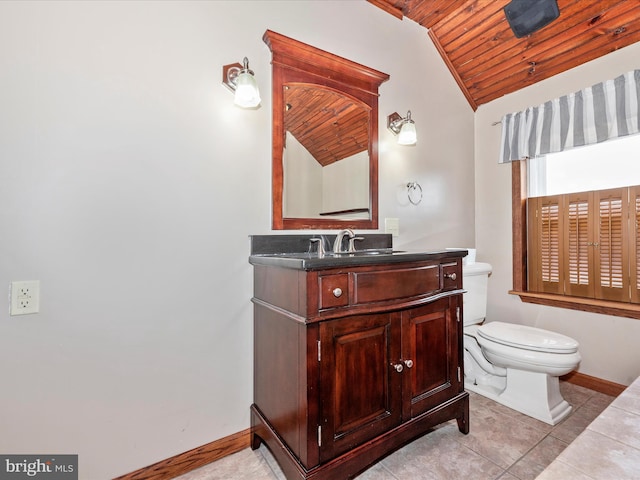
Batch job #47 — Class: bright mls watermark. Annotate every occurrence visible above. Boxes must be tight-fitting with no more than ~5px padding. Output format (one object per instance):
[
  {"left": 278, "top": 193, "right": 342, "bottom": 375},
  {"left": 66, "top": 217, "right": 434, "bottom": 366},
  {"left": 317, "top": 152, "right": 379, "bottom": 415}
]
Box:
[{"left": 0, "top": 455, "right": 77, "bottom": 480}]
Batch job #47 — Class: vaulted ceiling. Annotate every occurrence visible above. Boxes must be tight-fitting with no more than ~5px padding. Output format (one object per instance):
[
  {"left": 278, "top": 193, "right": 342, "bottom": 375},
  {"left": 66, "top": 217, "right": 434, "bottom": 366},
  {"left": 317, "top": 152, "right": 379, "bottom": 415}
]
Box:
[
  {"left": 284, "top": 85, "right": 369, "bottom": 167},
  {"left": 368, "top": 0, "right": 640, "bottom": 110}
]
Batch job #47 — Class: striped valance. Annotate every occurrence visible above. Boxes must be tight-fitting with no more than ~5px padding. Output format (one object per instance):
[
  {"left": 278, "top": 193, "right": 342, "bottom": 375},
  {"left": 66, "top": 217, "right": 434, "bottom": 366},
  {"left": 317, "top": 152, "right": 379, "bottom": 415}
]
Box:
[{"left": 499, "top": 69, "right": 640, "bottom": 163}]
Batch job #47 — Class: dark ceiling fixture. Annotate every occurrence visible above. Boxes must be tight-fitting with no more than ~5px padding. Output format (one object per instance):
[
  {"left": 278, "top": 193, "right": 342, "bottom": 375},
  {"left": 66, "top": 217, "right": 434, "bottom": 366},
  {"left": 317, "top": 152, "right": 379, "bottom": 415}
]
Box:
[{"left": 504, "top": 0, "right": 560, "bottom": 38}]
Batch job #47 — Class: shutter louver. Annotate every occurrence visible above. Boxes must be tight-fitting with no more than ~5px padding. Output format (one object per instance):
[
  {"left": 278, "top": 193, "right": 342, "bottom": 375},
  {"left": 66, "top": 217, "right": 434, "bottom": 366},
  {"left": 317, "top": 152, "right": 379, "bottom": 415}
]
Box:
[
  {"left": 539, "top": 196, "right": 563, "bottom": 294},
  {"left": 599, "top": 198, "right": 623, "bottom": 288},
  {"left": 632, "top": 187, "right": 640, "bottom": 304},
  {"left": 636, "top": 195, "right": 640, "bottom": 290},
  {"left": 568, "top": 200, "right": 590, "bottom": 286},
  {"left": 637, "top": 195, "right": 640, "bottom": 290},
  {"left": 595, "top": 188, "right": 628, "bottom": 302},
  {"left": 564, "top": 193, "right": 593, "bottom": 298},
  {"left": 541, "top": 203, "right": 560, "bottom": 283}
]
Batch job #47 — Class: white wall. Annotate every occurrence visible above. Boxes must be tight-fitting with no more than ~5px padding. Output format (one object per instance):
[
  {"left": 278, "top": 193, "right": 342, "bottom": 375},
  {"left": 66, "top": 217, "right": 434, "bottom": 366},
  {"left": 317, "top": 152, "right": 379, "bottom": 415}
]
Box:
[
  {"left": 0, "top": 1, "right": 474, "bottom": 478},
  {"left": 475, "top": 43, "right": 640, "bottom": 388},
  {"left": 283, "top": 132, "right": 323, "bottom": 217},
  {"left": 322, "top": 152, "right": 369, "bottom": 217}
]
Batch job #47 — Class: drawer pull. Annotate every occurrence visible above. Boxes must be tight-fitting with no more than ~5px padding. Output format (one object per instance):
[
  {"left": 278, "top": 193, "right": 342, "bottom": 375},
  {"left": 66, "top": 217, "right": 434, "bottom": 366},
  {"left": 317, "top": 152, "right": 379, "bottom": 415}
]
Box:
[
  {"left": 404, "top": 359, "right": 414, "bottom": 369},
  {"left": 444, "top": 272, "right": 457, "bottom": 281},
  {"left": 332, "top": 287, "right": 343, "bottom": 298},
  {"left": 391, "top": 363, "right": 404, "bottom": 373}
]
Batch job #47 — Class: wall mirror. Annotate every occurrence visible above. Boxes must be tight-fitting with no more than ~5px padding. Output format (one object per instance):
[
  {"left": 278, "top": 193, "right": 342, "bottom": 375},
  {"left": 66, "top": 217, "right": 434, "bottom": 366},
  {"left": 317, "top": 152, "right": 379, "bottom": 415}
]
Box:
[{"left": 263, "top": 30, "right": 389, "bottom": 230}]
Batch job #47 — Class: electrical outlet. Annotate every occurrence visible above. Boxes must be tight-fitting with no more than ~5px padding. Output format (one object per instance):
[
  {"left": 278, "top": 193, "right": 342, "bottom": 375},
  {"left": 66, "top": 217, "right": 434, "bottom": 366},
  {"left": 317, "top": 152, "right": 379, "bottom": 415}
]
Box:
[{"left": 10, "top": 281, "right": 40, "bottom": 316}]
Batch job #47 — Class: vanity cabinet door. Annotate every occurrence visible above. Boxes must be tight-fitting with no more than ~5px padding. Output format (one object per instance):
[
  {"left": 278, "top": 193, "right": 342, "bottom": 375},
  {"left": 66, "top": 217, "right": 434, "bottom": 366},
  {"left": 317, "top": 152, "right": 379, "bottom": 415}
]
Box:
[
  {"left": 401, "top": 296, "right": 462, "bottom": 419},
  {"left": 318, "top": 313, "right": 402, "bottom": 462}
]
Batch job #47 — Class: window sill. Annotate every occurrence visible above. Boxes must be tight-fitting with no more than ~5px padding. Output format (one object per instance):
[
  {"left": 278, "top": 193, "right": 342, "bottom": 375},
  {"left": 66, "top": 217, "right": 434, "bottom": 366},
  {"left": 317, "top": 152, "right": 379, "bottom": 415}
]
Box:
[{"left": 509, "top": 290, "right": 640, "bottom": 320}]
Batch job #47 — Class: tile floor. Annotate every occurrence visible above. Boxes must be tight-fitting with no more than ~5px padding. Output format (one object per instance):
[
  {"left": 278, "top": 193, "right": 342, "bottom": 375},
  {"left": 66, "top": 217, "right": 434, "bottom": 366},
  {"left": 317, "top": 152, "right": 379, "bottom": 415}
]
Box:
[
  {"left": 538, "top": 375, "right": 640, "bottom": 479},
  {"left": 175, "top": 382, "right": 614, "bottom": 480}
]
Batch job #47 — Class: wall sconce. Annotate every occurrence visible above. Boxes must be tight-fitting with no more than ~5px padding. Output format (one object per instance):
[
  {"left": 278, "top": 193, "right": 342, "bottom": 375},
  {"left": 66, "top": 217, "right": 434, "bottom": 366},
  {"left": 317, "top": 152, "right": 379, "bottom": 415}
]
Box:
[
  {"left": 222, "top": 57, "right": 261, "bottom": 108},
  {"left": 387, "top": 110, "right": 417, "bottom": 145}
]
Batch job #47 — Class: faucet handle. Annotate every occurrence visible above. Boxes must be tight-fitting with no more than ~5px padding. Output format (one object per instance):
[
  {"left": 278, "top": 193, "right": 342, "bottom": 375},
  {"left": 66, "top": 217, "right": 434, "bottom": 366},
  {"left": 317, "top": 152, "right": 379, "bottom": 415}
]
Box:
[
  {"left": 348, "top": 236, "right": 364, "bottom": 253},
  {"left": 309, "top": 238, "right": 325, "bottom": 258}
]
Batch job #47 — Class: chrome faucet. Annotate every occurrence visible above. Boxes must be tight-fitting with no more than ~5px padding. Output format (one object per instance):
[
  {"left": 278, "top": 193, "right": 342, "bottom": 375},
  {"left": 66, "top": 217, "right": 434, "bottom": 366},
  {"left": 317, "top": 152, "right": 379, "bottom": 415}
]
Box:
[{"left": 333, "top": 229, "right": 355, "bottom": 253}]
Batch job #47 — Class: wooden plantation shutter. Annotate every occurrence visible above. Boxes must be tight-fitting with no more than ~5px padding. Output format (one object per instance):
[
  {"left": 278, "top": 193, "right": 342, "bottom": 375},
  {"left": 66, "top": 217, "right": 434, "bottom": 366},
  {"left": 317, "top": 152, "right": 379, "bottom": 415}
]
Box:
[
  {"left": 528, "top": 196, "right": 563, "bottom": 294},
  {"left": 564, "top": 192, "right": 593, "bottom": 298},
  {"left": 541, "top": 197, "right": 562, "bottom": 293},
  {"left": 595, "top": 188, "right": 628, "bottom": 302},
  {"left": 528, "top": 184, "right": 640, "bottom": 304},
  {"left": 527, "top": 198, "right": 539, "bottom": 292},
  {"left": 631, "top": 186, "right": 640, "bottom": 304}
]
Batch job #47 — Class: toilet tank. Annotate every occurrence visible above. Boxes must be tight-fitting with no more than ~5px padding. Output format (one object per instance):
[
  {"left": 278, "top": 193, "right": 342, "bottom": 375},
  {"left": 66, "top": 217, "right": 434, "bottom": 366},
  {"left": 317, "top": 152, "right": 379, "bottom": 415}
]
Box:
[{"left": 462, "top": 262, "right": 492, "bottom": 327}]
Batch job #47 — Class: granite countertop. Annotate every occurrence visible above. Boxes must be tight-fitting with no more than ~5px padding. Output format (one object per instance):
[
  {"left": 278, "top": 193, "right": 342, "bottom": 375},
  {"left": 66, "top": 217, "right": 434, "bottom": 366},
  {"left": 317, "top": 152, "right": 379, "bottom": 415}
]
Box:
[
  {"left": 248, "top": 234, "right": 467, "bottom": 270},
  {"left": 249, "top": 249, "right": 468, "bottom": 270}
]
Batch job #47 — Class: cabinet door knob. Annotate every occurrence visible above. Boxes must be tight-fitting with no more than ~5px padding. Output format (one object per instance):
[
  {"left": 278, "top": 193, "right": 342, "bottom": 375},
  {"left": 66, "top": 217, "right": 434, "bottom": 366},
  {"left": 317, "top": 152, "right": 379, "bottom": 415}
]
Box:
[
  {"left": 404, "top": 359, "right": 414, "bottom": 369},
  {"left": 391, "top": 363, "right": 404, "bottom": 373},
  {"left": 445, "top": 272, "right": 457, "bottom": 281},
  {"left": 332, "top": 287, "right": 343, "bottom": 298}
]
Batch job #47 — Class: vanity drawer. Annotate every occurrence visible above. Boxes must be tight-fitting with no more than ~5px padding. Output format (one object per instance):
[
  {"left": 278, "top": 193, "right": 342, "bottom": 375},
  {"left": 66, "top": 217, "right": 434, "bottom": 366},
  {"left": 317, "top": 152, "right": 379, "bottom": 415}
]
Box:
[
  {"left": 353, "top": 264, "right": 440, "bottom": 304},
  {"left": 441, "top": 262, "right": 461, "bottom": 291},
  {"left": 319, "top": 274, "right": 350, "bottom": 309}
]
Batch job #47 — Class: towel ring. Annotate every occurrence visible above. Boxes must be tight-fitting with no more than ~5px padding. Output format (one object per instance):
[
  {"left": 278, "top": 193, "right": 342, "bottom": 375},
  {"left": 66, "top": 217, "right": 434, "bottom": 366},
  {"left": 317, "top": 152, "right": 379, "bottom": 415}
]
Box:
[{"left": 407, "top": 182, "right": 423, "bottom": 205}]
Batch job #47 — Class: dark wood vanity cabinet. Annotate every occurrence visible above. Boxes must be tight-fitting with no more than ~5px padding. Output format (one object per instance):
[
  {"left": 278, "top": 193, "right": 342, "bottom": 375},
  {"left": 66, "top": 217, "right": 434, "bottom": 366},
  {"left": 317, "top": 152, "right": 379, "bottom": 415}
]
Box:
[
  {"left": 250, "top": 254, "right": 469, "bottom": 480},
  {"left": 401, "top": 297, "right": 463, "bottom": 419},
  {"left": 318, "top": 312, "right": 401, "bottom": 463}
]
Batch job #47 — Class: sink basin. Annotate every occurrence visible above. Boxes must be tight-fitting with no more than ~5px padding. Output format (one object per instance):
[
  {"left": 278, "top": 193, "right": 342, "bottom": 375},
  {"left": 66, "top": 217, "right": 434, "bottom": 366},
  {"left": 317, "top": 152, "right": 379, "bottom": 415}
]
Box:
[{"left": 332, "top": 249, "right": 406, "bottom": 256}]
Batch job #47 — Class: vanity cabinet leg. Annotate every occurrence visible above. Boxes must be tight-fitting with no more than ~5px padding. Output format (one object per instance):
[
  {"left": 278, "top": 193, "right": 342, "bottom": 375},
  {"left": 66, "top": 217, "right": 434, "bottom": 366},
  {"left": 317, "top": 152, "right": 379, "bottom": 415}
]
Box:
[
  {"left": 456, "top": 395, "right": 470, "bottom": 434},
  {"left": 250, "top": 405, "right": 263, "bottom": 450},
  {"left": 251, "top": 431, "right": 261, "bottom": 450}
]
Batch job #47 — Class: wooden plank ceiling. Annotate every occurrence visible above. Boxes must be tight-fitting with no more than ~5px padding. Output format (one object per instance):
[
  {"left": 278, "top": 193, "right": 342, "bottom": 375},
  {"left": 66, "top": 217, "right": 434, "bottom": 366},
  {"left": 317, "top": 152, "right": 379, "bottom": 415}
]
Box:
[
  {"left": 368, "top": 0, "right": 640, "bottom": 110},
  {"left": 284, "top": 85, "right": 369, "bottom": 166}
]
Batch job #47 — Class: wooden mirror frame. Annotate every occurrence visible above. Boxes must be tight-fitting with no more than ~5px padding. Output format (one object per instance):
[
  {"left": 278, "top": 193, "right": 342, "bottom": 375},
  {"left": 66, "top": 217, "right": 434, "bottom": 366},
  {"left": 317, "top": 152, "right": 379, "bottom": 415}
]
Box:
[{"left": 263, "top": 30, "right": 390, "bottom": 230}]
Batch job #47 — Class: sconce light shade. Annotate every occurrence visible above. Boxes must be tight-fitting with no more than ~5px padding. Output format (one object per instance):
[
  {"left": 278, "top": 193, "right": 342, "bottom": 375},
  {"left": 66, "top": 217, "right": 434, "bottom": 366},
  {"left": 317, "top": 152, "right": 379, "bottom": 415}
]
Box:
[
  {"left": 233, "top": 69, "right": 261, "bottom": 107},
  {"left": 222, "top": 57, "right": 261, "bottom": 108},
  {"left": 387, "top": 110, "right": 417, "bottom": 145},
  {"left": 398, "top": 120, "right": 417, "bottom": 145}
]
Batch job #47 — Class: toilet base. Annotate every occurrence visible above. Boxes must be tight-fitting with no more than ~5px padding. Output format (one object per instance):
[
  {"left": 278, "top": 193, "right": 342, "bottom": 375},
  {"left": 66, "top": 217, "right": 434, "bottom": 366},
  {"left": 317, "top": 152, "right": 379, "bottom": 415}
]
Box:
[{"left": 465, "top": 368, "right": 572, "bottom": 425}]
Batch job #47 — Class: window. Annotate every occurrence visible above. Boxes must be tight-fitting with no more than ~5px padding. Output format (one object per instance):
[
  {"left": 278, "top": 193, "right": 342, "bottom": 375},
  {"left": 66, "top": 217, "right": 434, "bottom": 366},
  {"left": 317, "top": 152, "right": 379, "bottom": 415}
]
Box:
[
  {"left": 511, "top": 134, "right": 640, "bottom": 319},
  {"left": 502, "top": 70, "right": 640, "bottom": 318},
  {"left": 528, "top": 135, "right": 640, "bottom": 196},
  {"left": 527, "top": 185, "right": 640, "bottom": 304}
]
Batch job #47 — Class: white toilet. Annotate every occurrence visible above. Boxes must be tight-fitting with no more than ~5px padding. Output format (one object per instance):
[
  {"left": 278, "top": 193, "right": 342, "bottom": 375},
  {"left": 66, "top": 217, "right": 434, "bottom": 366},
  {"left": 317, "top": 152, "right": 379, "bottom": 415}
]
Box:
[{"left": 462, "top": 262, "right": 581, "bottom": 425}]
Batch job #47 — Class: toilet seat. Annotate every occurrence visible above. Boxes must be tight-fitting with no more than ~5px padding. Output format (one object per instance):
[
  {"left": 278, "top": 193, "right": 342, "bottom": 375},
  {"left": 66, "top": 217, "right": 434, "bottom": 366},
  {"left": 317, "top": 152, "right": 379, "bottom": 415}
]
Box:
[
  {"left": 476, "top": 335, "right": 582, "bottom": 374},
  {"left": 477, "top": 321, "right": 578, "bottom": 354}
]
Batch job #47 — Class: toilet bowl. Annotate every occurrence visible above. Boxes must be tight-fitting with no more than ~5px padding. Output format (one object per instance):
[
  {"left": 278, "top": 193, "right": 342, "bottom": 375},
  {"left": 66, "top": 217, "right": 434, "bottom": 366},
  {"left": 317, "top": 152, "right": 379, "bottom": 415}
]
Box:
[
  {"left": 477, "top": 322, "right": 581, "bottom": 375},
  {"left": 461, "top": 262, "right": 581, "bottom": 425}
]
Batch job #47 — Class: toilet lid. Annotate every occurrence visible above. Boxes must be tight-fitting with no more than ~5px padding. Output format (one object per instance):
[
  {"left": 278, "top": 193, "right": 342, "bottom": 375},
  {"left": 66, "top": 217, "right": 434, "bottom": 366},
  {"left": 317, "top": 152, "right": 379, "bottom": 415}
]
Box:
[{"left": 477, "top": 322, "right": 579, "bottom": 354}]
